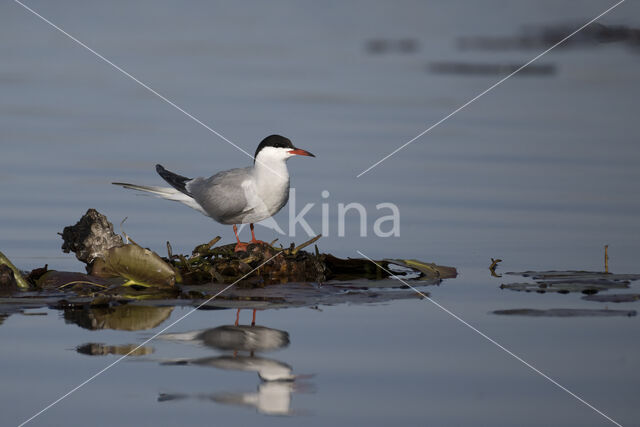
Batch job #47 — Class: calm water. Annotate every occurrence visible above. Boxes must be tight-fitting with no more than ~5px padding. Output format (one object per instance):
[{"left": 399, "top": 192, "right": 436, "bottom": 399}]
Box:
[{"left": 1, "top": 1, "right": 640, "bottom": 426}]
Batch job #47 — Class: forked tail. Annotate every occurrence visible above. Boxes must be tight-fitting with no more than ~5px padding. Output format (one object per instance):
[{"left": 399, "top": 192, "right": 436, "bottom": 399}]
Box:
[{"left": 112, "top": 182, "right": 207, "bottom": 215}]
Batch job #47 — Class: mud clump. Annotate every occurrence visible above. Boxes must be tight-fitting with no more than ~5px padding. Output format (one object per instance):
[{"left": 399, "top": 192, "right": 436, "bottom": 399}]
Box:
[{"left": 61, "top": 209, "right": 124, "bottom": 266}]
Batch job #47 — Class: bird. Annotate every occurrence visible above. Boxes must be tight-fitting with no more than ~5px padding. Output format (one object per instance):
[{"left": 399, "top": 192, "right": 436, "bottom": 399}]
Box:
[{"left": 112, "top": 135, "right": 314, "bottom": 252}]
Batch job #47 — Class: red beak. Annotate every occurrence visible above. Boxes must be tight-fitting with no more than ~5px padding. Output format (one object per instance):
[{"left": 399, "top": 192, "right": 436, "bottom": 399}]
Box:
[{"left": 288, "top": 148, "right": 315, "bottom": 157}]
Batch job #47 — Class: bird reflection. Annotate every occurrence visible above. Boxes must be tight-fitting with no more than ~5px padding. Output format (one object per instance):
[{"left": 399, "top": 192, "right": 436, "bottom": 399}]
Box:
[
  {"left": 158, "top": 309, "right": 311, "bottom": 415},
  {"left": 159, "top": 380, "right": 301, "bottom": 415},
  {"left": 160, "top": 311, "right": 289, "bottom": 355},
  {"left": 162, "top": 355, "right": 295, "bottom": 381}
]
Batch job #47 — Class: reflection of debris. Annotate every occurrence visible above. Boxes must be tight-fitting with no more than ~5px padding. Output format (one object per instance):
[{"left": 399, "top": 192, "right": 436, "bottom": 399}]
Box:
[
  {"left": 493, "top": 308, "right": 636, "bottom": 317},
  {"left": 63, "top": 305, "right": 174, "bottom": 331},
  {"left": 76, "top": 342, "right": 153, "bottom": 356},
  {"left": 0, "top": 279, "right": 431, "bottom": 327},
  {"left": 429, "top": 62, "right": 556, "bottom": 76},
  {"left": 509, "top": 271, "right": 640, "bottom": 281},
  {"left": 502, "top": 271, "right": 640, "bottom": 294},
  {"left": 189, "top": 281, "right": 429, "bottom": 308},
  {"left": 366, "top": 38, "right": 419, "bottom": 54},
  {"left": 458, "top": 23, "right": 640, "bottom": 52},
  {"left": 489, "top": 258, "right": 502, "bottom": 278},
  {"left": 583, "top": 294, "right": 640, "bottom": 303},
  {"left": 500, "top": 280, "right": 629, "bottom": 294}
]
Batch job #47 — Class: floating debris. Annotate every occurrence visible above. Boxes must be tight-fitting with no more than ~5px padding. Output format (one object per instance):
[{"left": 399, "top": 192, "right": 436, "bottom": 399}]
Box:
[
  {"left": 385, "top": 259, "right": 457, "bottom": 280},
  {"left": 365, "top": 38, "right": 419, "bottom": 54},
  {"left": 506, "top": 271, "right": 640, "bottom": 281},
  {"left": 54, "top": 209, "right": 456, "bottom": 288},
  {"left": 582, "top": 294, "right": 640, "bottom": 303},
  {"left": 501, "top": 270, "right": 640, "bottom": 294},
  {"left": 496, "top": 266, "right": 640, "bottom": 318},
  {"left": 0, "top": 209, "right": 457, "bottom": 321},
  {"left": 458, "top": 23, "right": 640, "bottom": 52},
  {"left": 493, "top": 308, "right": 636, "bottom": 317},
  {"left": 489, "top": 258, "right": 502, "bottom": 278},
  {"left": 429, "top": 62, "right": 556, "bottom": 76},
  {"left": 0, "top": 279, "right": 429, "bottom": 328},
  {"left": 500, "top": 280, "right": 629, "bottom": 294}
]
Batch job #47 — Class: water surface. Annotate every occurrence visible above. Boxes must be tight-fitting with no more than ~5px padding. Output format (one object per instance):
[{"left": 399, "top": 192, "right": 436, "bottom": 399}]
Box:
[{"left": 1, "top": 1, "right": 640, "bottom": 425}]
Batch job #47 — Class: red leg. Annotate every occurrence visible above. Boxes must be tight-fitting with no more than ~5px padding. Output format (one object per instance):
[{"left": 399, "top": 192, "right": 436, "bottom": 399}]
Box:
[
  {"left": 233, "top": 225, "right": 241, "bottom": 243},
  {"left": 251, "top": 308, "right": 256, "bottom": 326},
  {"left": 233, "top": 224, "right": 249, "bottom": 252},
  {"left": 249, "top": 223, "right": 267, "bottom": 245},
  {"left": 235, "top": 308, "right": 240, "bottom": 326}
]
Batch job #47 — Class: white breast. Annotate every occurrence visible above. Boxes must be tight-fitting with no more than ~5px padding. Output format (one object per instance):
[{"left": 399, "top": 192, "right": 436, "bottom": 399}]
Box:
[
  {"left": 240, "top": 175, "right": 289, "bottom": 223},
  {"left": 242, "top": 150, "right": 291, "bottom": 223}
]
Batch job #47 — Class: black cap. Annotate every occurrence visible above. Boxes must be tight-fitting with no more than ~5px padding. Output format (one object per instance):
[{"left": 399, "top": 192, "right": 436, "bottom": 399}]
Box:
[{"left": 254, "top": 135, "right": 295, "bottom": 159}]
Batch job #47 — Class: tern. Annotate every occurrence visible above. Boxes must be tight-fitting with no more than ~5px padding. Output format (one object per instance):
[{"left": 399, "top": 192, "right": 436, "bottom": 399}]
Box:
[{"left": 113, "top": 135, "right": 314, "bottom": 251}]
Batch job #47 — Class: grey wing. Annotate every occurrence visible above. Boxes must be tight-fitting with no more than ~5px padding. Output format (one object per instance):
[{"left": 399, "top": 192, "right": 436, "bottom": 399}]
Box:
[{"left": 186, "top": 168, "right": 253, "bottom": 224}]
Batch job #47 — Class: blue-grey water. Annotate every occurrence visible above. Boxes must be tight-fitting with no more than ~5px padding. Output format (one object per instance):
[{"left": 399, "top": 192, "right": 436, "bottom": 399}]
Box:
[{"left": 1, "top": 1, "right": 640, "bottom": 426}]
